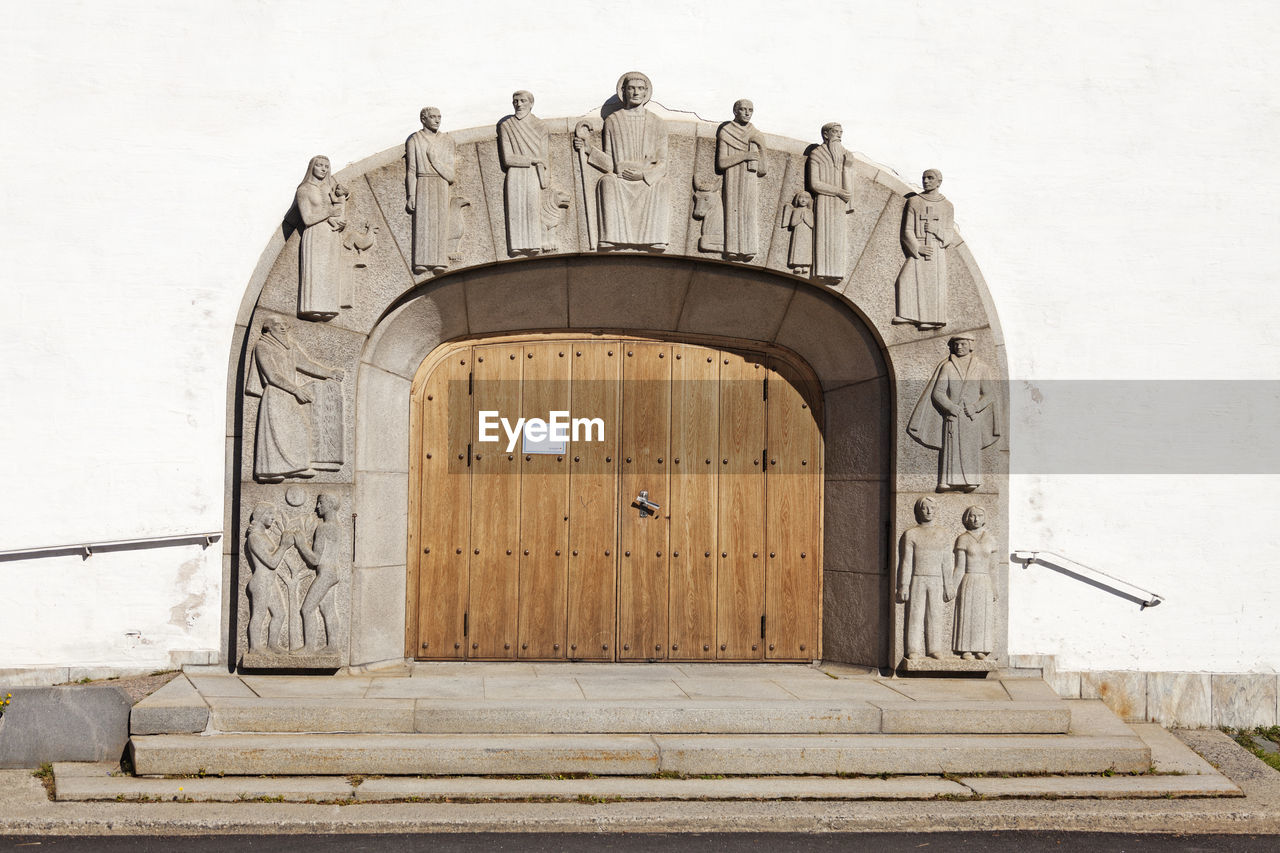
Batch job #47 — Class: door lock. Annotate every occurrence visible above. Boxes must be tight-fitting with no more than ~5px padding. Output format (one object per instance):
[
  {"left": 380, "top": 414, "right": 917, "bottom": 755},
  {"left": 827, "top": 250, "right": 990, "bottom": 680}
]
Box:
[{"left": 631, "top": 490, "right": 661, "bottom": 518}]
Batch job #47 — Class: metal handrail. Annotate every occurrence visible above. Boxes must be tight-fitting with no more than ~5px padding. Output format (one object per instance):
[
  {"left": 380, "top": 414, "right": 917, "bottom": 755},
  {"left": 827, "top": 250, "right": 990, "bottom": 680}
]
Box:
[
  {"left": 0, "top": 532, "right": 223, "bottom": 562},
  {"left": 1011, "top": 549, "right": 1163, "bottom": 610}
]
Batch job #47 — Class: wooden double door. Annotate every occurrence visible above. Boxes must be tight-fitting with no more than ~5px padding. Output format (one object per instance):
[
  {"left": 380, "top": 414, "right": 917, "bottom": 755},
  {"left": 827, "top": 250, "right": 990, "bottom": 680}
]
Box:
[{"left": 408, "top": 335, "right": 822, "bottom": 662}]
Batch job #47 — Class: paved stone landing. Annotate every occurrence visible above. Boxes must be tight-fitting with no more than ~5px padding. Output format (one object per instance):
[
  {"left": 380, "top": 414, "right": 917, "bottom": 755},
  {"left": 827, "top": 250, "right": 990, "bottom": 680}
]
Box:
[{"left": 124, "top": 664, "right": 1217, "bottom": 784}]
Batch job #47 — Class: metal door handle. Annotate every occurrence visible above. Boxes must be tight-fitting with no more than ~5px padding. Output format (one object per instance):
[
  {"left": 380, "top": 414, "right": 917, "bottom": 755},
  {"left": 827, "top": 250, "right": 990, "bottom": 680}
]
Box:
[{"left": 632, "top": 490, "right": 661, "bottom": 518}]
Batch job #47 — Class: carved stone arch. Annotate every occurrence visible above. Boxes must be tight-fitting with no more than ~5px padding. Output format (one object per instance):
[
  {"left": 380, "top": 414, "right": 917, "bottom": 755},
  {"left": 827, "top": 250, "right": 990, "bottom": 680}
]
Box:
[{"left": 226, "top": 112, "right": 1008, "bottom": 674}]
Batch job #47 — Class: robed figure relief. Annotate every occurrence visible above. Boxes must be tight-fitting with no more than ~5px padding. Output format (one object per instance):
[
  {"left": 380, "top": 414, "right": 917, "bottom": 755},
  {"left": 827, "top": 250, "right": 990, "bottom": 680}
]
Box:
[
  {"left": 404, "top": 107, "right": 457, "bottom": 274},
  {"left": 247, "top": 317, "right": 345, "bottom": 482},
  {"left": 805, "top": 122, "right": 855, "bottom": 283},
  {"left": 907, "top": 335, "right": 1000, "bottom": 493},
  {"left": 894, "top": 169, "right": 961, "bottom": 330},
  {"left": 574, "top": 71, "right": 671, "bottom": 250},
  {"left": 952, "top": 505, "right": 997, "bottom": 660},
  {"left": 497, "top": 90, "right": 550, "bottom": 257},
  {"left": 295, "top": 155, "right": 349, "bottom": 322},
  {"left": 783, "top": 191, "right": 815, "bottom": 276},
  {"left": 716, "top": 99, "right": 767, "bottom": 261}
]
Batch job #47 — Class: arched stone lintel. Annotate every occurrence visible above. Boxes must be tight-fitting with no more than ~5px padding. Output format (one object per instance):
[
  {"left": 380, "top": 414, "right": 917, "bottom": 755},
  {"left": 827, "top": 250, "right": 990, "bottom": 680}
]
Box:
[{"left": 228, "top": 115, "right": 1007, "bottom": 673}]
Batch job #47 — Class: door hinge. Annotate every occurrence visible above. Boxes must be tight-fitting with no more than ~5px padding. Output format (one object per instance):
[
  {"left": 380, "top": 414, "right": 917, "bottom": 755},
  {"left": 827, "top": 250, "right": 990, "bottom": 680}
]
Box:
[
  {"left": 463, "top": 612, "right": 469, "bottom": 636},
  {"left": 760, "top": 614, "right": 766, "bottom": 639},
  {"left": 763, "top": 376, "right": 768, "bottom": 401},
  {"left": 468, "top": 371, "right": 473, "bottom": 395},
  {"left": 467, "top": 442, "right": 472, "bottom": 468}
]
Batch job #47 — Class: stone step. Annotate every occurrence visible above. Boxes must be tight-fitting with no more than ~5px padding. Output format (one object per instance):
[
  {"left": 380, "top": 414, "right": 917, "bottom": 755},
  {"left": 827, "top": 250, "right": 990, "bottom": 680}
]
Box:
[
  {"left": 54, "top": 765, "right": 1241, "bottom": 803},
  {"left": 189, "top": 697, "right": 1069, "bottom": 736},
  {"left": 130, "top": 730, "right": 1149, "bottom": 777}
]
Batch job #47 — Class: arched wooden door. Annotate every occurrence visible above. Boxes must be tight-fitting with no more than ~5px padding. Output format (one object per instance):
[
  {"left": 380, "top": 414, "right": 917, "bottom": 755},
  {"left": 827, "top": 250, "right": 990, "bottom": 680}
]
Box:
[{"left": 407, "top": 333, "right": 823, "bottom": 662}]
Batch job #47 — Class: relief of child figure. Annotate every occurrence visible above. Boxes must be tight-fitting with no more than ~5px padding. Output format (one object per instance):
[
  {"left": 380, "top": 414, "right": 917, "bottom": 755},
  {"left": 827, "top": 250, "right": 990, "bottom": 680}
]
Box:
[{"left": 783, "top": 191, "right": 814, "bottom": 275}]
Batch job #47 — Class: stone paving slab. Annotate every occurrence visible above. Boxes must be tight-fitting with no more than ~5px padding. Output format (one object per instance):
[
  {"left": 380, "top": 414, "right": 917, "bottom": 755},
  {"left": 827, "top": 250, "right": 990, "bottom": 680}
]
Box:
[
  {"left": 352, "top": 775, "right": 969, "bottom": 801},
  {"left": 481, "top": 676, "right": 585, "bottom": 700},
  {"left": 411, "top": 699, "right": 881, "bottom": 733},
  {"left": 878, "top": 678, "right": 1010, "bottom": 702},
  {"left": 130, "top": 676, "right": 209, "bottom": 735},
  {"left": 130, "top": 733, "right": 661, "bottom": 776},
  {"left": 651, "top": 733, "right": 1151, "bottom": 776},
  {"left": 1001, "top": 679, "right": 1063, "bottom": 702},
  {"left": 671, "top": 678, "right": 799, "bottom": 700},
  {"left": 408, "top": 662, "right": 538, "bottom": 677},
  {"left": 365, "top": 676, "right": 485, "bottom": 699},
  {"left": 241, "top": 676, "right": 371, "bottom": 698},
  {"left": 875, "top": 701, "right": 1070, "bottom": 734},
  {"left": 1132, "top": 722, "right": 1220, "bottom": 775},
  {"left": 1067, "top": 699, "right": 1139, "bottom": 737},
  {"left": 961, "top": 774, "right": 1243, "bottom": 798},
  {"left": 208, "top": 697, "right": 416, "bottom": 733},
  {"left": 576, "top": 677, "right": 690, "bottom": 700},
  {"left": 769, "top": 678, "right": 911, "bottom": 702},
  {"left": 186, "top": 675, "right": 257, "bottom": 698}
]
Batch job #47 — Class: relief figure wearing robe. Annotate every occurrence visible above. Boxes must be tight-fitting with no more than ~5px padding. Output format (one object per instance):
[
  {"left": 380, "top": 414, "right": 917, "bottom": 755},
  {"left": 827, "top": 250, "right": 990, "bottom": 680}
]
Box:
[
  {"left": 783, "top": 191, "right": 814, "bottom": 275},
  {"left": 404, "top": 107, "right": 457, "bottom": 274},
  {"left": 497, "top": 90, "right": 550, "bottom": 256},
  {"left": 952, "top": 505, "right": 997, "bottom": 659},
  {"left": 894, "top": 169, "right": 961, "bottom": 330},
  {"left": 907, "top": 335, "right": 1000, "bottom": 493},
  {"left": 247, "top": 317, "right": 345, "bottom": 482},
  {"left": 805, "top": 122, "right": 855, "bottom": 283},
  {"left": 716, "top": 99, "right": 767, "bottom": 261},
  {"left": 295, "top": 155, "right": 348, "bottom": 321},
  {"left": 574, "top": 72, "right": 670, "bottom": 250}
]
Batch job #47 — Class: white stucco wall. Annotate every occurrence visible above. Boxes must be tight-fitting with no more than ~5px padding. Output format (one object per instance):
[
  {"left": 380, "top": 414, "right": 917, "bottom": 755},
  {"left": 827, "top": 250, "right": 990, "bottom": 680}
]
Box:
[{"left": 2, "top": 1, "right": 1276, "bottom": 673}]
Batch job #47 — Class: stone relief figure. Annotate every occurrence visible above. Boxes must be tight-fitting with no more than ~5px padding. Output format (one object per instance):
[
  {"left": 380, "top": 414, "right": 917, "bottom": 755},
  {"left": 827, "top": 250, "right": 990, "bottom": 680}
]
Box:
[
  {"left": 291, "top": 492, "right": 347, "bottom": 652},
  {"left": 894, "top": 169, "right": 961, "bottom": 330},
  {"left": 691, "top": 176, "right": 724, "bottom": 252},
  {"left": 952, "top": 505, "right": 997, "bottom": 660},
  {"left": 716, "top": 99, "right": 767, "bottom": 261},
  {"left": 574, "top": 71, "right": 671, "bottom": 251},
  {"left": 783, "top": 191, "right": 815, "bottom": 276},
  {"left": 896, "top": 496, "right": 956, "bottom": 660},
  {"left": 295, "top": 155, "right": 349, "bottom": 322},
  {"left": 246, "top": 317, "right": 345, "bottom": 482},
  {"left": 805, "top": 122, "right": 855, "bottom": 283},
  {"left": 907, "top": 334, "right": 1000, "bottom": 493},
  {"left": 245, "top": 501, "right": 293, "bottom": 653},
  {"left": 497, "top": 90, "right": 550, "bottom": 257},
  {"left": 404, "top": 106, "right": 457, "bottom": 274}
]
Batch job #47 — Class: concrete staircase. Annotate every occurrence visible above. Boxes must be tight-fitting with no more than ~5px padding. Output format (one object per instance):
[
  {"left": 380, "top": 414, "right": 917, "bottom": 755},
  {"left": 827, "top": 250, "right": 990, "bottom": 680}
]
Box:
[{"left": 128, "top": 664, "right": 1157, "bottom": 778}]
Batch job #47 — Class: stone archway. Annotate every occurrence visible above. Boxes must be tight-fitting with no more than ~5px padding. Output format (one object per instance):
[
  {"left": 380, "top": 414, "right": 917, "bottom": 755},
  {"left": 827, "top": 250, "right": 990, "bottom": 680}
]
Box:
[
  {"left": 225, "top": 107, "right": 1007, "bottom": 674},
  {"left": 353, "top": 257, "right": 889, "bottom": 666}
]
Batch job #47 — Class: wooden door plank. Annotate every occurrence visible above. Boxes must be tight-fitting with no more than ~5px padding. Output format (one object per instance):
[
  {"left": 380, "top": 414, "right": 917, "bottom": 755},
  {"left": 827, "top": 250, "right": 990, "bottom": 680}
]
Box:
[
  {"left": 765, "top": 359, "right": 823, "bottom": 660},
  {"left": 567, "top": 340, "right": 620, "bottom": 660},
  {"left": 668, "top": 344, "right": 718, "bottom": 660},
  {"left": 717, "top": 350, "right": 767, "bottom": 660},
  {"left": 414, "top": 349, "right": 472, "bottom": 659},
  {"left": 517, "top": 343, "right": 571, "bottom": 659},
  {"left": 468, "top": 343, "right": 523, "bottom": 659},
  {"left": 618, "top": 342, "right": 671, "bottom": 661}
]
